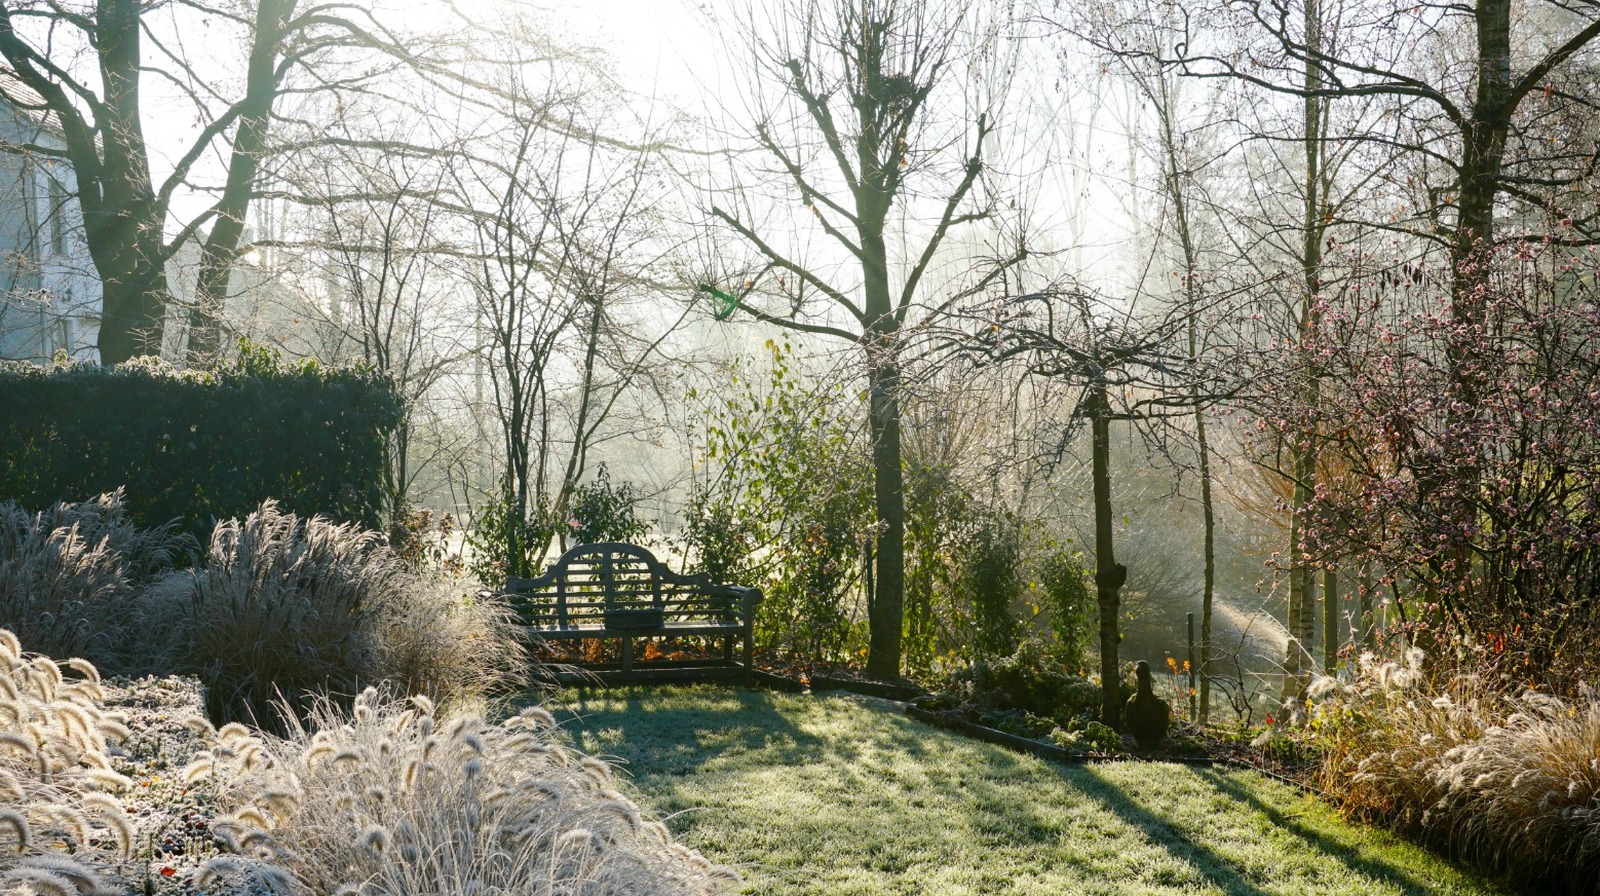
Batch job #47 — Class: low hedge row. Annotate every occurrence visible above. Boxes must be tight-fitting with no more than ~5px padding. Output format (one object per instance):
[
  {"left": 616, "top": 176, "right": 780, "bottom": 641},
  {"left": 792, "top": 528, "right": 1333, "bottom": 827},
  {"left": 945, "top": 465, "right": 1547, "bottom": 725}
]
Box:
[{"left": 0, "top": 353, "right": 402, "bottom": 538}]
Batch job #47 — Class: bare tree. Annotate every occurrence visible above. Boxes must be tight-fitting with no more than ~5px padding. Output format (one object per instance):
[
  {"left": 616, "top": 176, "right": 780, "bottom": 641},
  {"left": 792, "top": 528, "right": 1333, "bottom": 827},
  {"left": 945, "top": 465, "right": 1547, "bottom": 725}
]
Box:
[
  {"left": 0, "top": 0, "right": 439, "bottom": 364},
  {"left": 703, "top": 0, "right": 1025, "bottom": 677},
  {"left": 269, "top": 110, "right": 474, "bottom": 522},
  {"left": 969, "top": 285, "right": 1218, "bottom": 726},
  {"left": 1076, "top": 0, "right": 1412, "bottom": 698},
  {"left": 1078, "top": 0, "right": 1237, "bottom": 722},
  {"left": 451, "top": 36, "right": 686, "bottom": 578}
]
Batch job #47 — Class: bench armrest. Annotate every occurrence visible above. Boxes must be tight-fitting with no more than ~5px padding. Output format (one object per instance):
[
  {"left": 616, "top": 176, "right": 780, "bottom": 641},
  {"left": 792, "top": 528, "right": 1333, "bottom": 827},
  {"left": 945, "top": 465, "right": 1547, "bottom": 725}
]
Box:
[{"left": 727, "top": 585, "right": 762, "bottom": 622}]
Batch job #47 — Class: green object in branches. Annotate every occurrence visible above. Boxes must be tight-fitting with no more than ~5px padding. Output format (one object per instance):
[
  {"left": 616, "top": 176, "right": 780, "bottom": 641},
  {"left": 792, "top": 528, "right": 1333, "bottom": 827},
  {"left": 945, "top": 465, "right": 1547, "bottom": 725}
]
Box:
[{"left": 698, "top": 284, "right": 739, "bottom": 321}]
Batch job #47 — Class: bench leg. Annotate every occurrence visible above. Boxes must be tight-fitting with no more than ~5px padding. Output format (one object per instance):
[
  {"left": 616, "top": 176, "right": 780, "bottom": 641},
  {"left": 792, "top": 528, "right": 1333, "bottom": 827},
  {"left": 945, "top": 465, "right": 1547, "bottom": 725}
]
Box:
[
  {"left": 742, "top": 625, "right": 753, "bottom": 675},
  {"left": 723, "top": 633, "right": 733, "bottom": 663},
  {"left": 622, "top": 637, "right": 634, "bottom": 673}
]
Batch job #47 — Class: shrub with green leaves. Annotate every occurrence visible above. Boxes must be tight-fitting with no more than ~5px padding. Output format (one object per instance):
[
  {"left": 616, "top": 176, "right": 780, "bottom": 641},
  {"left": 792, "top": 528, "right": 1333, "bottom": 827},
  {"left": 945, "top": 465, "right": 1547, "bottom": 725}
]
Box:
[
  {"left": 1037, "top": 547, "right": 1093, "bottom": 673},
  {"left": 1051, "top": 718, "right": 1121, "bottom": 755},
  {"left": 958, "top": 509, "right": 1023, "bottom": 660},
  {"left": 0, "top": 491, "right": 191, "bottom": 673},
  {"left": 679, "top": 493, "right": 755, "bottom": 587},
  {"left": 568, "top": 465, "right": 649, "bottom": 546},
  {"left": 956, "top": 638, "right": 1103, "bottom": 722},
  {"left": 467, "top": 485, "right": 554, "bottom": 590},
  {"left": 682, "top": 341, "right": 873, "bottom": 665},
  {"left": 147, "top": 502, "right": 523, "bottom": 732}
]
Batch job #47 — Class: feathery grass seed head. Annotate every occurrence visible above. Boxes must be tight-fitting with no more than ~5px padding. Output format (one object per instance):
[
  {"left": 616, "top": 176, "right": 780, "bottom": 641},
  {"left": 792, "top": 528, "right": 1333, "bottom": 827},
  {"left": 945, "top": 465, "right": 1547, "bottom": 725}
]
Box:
[{"left": 0, "top": 809, "right": 30, "bottom": 852}]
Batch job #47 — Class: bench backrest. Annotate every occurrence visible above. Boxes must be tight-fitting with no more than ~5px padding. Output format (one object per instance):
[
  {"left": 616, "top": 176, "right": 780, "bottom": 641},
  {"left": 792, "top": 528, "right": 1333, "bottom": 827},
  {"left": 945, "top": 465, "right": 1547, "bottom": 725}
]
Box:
[{"left": 504, "top": 542, "right": 737, "bottom": 627}]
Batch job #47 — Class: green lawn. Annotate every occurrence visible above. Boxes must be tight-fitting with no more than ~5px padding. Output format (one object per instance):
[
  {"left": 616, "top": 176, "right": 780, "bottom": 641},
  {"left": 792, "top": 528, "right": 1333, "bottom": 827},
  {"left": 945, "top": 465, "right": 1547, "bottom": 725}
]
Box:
[{"left": 545, "top": 686, "right": 1507, "bottom": 896}]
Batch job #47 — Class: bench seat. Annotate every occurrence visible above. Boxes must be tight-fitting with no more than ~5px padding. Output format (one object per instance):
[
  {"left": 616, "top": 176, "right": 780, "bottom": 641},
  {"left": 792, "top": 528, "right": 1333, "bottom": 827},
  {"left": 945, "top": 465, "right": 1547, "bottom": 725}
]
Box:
[
  {"left": 529, "top": 619, "right": 748, "bottom": 639},
  {"left": 492, "top": 541, "right": 762, "bottom": 681}
]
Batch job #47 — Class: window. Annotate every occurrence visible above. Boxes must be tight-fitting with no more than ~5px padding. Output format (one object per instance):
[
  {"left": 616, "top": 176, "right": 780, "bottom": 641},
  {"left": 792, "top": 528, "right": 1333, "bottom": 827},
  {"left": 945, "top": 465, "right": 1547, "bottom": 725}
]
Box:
[{"left": 47, "top": 176, "right": 67, "bottom": 256}]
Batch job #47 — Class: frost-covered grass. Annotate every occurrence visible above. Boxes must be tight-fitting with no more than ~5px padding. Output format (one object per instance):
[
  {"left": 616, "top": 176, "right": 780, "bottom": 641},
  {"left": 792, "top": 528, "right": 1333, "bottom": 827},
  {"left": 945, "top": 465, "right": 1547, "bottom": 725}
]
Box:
[{"left": 548, "top": 686, "right": 1508, "bottom": 896}]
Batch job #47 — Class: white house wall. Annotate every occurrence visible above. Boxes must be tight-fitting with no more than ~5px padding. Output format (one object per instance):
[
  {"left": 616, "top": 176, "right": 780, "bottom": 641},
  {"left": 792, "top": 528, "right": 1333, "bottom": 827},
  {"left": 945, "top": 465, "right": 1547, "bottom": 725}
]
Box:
[{"left": 0, "top": 97, "right": 101, "bottom": 364}]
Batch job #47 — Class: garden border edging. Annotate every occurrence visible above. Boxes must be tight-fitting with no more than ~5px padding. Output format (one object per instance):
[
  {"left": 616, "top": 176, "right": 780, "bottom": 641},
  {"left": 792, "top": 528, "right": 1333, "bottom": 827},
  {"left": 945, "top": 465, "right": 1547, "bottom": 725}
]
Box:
[{"left": 903, "top": 704, "right": 1318, "bottom": 794}]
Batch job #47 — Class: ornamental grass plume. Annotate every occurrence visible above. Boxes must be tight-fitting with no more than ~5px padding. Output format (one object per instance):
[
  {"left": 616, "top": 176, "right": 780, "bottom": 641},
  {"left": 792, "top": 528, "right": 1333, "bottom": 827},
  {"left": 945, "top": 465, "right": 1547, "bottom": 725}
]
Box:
[
  {"left": 145, "top": 502, "right": 524, "bottom": 732},
  {"left": 1303, "top": 648, "right": 1600, "bottom": 894},
  {"left": 1423, "top": 687, "right": 1600, "bottom": 893},
  {"left": 0, "top": 630, "right": 132, "bottom": 896},
  {"left": 0, "top": 491, "right": 191, "bottom": 674},
  {"left": 1305, "top": 649, "right": 1489, "bottom": 831},
  {"left": 192, "top": 687, "right": 738, "bottom": 896}
]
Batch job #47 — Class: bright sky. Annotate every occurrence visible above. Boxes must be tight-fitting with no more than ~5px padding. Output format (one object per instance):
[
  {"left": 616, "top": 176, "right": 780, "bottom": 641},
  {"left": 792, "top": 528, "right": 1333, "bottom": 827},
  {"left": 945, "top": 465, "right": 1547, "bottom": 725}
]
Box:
[
  {"left": 553, "top": 0, "right": 1143, "bottom": 282},
  {"left": 559, "top": 0, "right": 718, "bottom": 96},
  {"left": 136, "top": 0, "right": 1147, "bottom": 291}
]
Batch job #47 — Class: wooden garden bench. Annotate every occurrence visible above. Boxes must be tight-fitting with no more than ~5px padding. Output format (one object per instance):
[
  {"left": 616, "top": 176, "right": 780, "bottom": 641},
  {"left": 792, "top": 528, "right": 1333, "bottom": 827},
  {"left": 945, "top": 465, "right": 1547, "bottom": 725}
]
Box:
[{"left": 497, "top": 541, "right": 762, "bottom": 682}]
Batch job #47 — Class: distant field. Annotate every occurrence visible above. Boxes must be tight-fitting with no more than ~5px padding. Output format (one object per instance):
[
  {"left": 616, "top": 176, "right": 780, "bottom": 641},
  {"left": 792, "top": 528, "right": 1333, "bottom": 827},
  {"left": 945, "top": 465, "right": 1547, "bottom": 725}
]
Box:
[{"left": 545, "top": 686, "right": 1505, "bottom": 896}]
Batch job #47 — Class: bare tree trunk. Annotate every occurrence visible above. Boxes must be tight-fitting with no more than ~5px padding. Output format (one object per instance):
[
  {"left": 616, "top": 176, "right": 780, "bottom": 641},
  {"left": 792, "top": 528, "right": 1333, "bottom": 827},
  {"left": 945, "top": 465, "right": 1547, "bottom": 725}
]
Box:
[
  {"left": 1322, "top": 567, "right": 1339, "bottom": 672},
  {"left": 1284, "top": 0, "right": 1324, "bottom": 704},
  {"left": 93, "top": 237, "right": 170, "bottom": 364},
  {"left": 1089, "top": 382, "right": 1126, "bottom": 727},
  {"left": 188, "top": 0, "right": 299, "bottom": 362},
  {"left": 1196, "top": 400, "right": 1216, "bottom": 722},
  {"left": 866, "top": 353, "right": 906, "bottom": 679},
  {"left": 1358, "top": 562, "right": 1375, "bottom": 649}
]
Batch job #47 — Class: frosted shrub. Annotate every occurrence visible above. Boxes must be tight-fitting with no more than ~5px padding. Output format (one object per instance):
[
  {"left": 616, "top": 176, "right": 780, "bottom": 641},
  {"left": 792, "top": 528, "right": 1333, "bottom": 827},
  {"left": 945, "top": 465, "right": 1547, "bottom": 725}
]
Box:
[
  {"left": 0, "top": 491, "right": 190, "bottom": 673},
  {"left": 147, "top": 502, "right": 523, "bottom": 731},
  {"left": 0, "top": 630, "right": 133, "bottom": 895},
  {"left": 191, "top": 688, "right": 737, "bottom": 896}
]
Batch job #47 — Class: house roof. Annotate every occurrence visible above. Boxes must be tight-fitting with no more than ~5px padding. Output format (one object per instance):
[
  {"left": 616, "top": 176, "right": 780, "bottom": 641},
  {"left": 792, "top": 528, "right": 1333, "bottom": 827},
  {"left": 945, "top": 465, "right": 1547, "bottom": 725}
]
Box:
[{"left": 0, "top": 68, "right": 68, "bottom": 138}]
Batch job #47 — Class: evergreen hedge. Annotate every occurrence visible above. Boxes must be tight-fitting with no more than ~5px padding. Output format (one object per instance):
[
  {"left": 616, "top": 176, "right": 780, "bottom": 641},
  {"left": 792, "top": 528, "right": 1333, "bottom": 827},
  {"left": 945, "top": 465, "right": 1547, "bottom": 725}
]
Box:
[{"left": 0, "top": 352, "right": 403, "bottom": 538}]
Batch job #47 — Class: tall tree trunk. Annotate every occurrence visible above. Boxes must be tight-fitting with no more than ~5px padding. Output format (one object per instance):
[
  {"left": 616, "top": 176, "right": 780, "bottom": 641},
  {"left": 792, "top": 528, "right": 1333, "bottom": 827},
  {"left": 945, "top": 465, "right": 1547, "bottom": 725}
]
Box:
[
  {"left": 1451, "top": 0, "right": 1510, "bottom": 308},
  {"left": 1156, "top": 78, "right": 1217, "bottom": 727},
  {"left": 188, "top": 0, "right": 298, "bottom": 362},
  {"left": 860, "top": 161, "right": 905, "bottom": 678},
  {"left": 865, "top": 354, "right": 905, "bottom": 679},
  {"left": 91, "top": 0, "right": 168, "bottom": 363},
  {"left": 1359, "top": 562, "right": 1376, "bottom": 649},
  {"left": 1196, "top": 398, "right": 1216, "bottom": 723},
  {"left": 92, "top": 237, "right": 169, "bottom": 364},
  {"left": 1089, "top": 382, "right": 1126, "bottom": 727},
  {"left": 1322, "top": 567, "right": 1339, "bottom": 671},
  {"left": 1284, "top": 0, "right": 1324, "bottom": 704},
  {"left": 1432, "top": 0, "right": 1512, "bottom": 606}
]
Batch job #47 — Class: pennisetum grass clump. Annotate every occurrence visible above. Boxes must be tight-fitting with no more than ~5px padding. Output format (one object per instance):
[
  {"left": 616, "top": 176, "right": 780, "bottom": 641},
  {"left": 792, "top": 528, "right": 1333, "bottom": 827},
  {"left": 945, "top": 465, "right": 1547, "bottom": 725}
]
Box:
[
  {"left": 192, "top": 687, "right": 738, "bottom": 896},
  {"left": 1302, "top": 649, "right": 1600, "bottom": 894},
  {"left": 0, "top": 629, "right": 134, "bottom": 896},
  {"left": 144, "top": 501, "right": 525, "bottom": 733},
  {"left": 0, "top": 491, "right": 192, "bottom": 674}
]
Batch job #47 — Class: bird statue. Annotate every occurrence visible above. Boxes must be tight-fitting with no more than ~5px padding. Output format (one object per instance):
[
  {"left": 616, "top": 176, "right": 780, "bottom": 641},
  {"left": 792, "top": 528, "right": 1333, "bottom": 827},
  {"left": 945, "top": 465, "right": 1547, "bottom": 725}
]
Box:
[{"left": 1124, "top": 660, "right": 1171, "bottom": 750}]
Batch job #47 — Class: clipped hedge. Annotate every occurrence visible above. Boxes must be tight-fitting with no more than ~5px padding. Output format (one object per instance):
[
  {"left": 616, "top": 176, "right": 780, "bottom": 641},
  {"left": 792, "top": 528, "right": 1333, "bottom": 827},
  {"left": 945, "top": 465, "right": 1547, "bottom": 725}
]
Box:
[{"left": 0, "top": 354, "right": 403, "bottom": 538}]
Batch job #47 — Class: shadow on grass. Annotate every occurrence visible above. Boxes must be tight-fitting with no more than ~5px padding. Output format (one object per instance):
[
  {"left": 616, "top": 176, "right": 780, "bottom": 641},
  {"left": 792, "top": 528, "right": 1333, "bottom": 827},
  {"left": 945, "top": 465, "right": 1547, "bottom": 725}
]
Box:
[
  {"left": 1060, "top": 764, "right": 1275, "bottom": 896},
  {"left": 550, "top": 685, "right": 835, "bottom": 775},
  {"left": 539, "top": 686, "right": 1491, "bottom": 895},
  {"left": 1193, "top": 767, "right": 1474, "bottom": 896}
]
